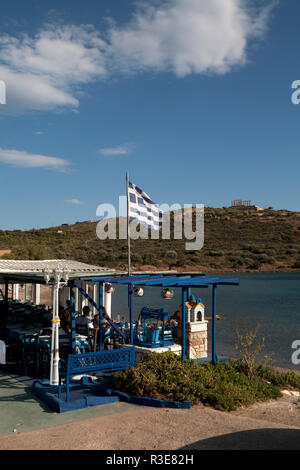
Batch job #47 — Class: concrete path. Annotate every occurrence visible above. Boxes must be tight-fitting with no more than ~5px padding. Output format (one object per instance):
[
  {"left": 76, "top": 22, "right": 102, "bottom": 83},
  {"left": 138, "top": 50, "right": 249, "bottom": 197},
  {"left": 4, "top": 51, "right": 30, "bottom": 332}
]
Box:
[
  {"left": 0, "top": 372, "right": 299, "bottom": 450},
  {"left": 0, "top": 400, "right": 300, "bottom": 450}
]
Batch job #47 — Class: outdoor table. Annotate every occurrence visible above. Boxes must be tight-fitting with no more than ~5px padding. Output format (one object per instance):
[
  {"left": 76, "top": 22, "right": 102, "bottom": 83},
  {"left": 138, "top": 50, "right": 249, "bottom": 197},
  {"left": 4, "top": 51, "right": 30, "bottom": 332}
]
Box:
[
  {"left": 5, "top": 327, "right": 42, "bottom": 376},
  {"left": 39, "top": 335, "right": 89, "bottom": 352},
  {"left": 38, "top": 335, "right": 89, "bottom": 377},
  {"left": 5, "top": 326, "right": 42, "bottom": 341}
]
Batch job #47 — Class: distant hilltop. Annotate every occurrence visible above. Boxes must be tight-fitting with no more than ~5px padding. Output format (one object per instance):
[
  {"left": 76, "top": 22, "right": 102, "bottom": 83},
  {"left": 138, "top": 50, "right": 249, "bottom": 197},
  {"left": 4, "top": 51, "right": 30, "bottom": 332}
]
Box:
[{"left": 0, "top": 206, "right": 299, "bottom": 273}]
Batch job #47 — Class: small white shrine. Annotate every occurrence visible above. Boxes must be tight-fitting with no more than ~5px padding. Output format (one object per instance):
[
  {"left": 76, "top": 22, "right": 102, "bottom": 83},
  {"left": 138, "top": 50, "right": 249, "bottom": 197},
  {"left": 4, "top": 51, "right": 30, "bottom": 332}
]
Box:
[
  {"left": 185, "top": 298, "right": 205, "bottom": 323},
  {"left": 185, "top": 297, "right": 208, "bottom": 360}
]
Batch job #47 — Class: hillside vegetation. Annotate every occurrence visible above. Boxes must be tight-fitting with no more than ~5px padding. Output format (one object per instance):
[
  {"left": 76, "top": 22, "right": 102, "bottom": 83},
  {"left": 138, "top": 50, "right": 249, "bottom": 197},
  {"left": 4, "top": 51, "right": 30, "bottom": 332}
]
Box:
[{"left": 0, "top": 207, "right": 300, "bottom": 272}]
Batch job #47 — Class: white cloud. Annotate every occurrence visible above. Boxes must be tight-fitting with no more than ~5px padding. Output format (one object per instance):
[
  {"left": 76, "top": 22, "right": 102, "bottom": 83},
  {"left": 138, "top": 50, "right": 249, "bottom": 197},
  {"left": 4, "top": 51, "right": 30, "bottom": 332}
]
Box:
[
  {"left": 65, "top": 198, "right": 85, "bottom": 205},
  {"left": 0, "top": 148, "right": 70, "bottom": 171},
  {"left": 0, "top": 1, "right": 276, "bottom": 114},
  {"left": 108, "top": 0, "right": 277, "bottom": 77},
  {"left": 98, "top": 142, "right": 135, "bottom": 156},
  {"left": 0, "top": 24, "right": 107, "bottom": 114},
  {"left": 35, "top": 131, "right": 45, "bottom": 135}
]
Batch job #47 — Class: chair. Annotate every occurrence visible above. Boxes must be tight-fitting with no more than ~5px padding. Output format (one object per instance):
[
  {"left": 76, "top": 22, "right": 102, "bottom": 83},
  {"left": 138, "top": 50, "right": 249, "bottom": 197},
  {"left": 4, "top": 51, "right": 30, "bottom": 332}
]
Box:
[
  {"left": 110, "top": 327, "right": 126, "bottom": 349},
  {"left": 91, "top": 327, "right": 112, "bottom": 351},
  {"left": 22, "top": 335, "right": 39, "bottom": 377},
  {"left": 75, "top": 324, "right": 89, "bottom": 337}
]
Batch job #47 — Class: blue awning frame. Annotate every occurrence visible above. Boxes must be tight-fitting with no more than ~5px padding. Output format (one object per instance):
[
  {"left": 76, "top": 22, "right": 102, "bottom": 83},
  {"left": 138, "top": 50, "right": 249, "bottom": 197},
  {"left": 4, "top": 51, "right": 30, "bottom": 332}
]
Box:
[{"left": 78, "top": 274, "right": 239, "bottom": 364}]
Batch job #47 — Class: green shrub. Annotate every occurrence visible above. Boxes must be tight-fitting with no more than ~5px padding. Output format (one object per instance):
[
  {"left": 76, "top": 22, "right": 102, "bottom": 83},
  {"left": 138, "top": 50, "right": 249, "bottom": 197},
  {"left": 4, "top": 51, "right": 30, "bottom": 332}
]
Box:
[
  {"left": 265, "top": 257, "right": 276, "bottom": 264},
  {"left": 113, "top": 352, "right": 281, "bottom": 412},
  {"left": 164, "top": 250, "right": 178, "bottom": 259},
  {"left": 246, "top": 261, "right": 261, "bottom": 270},
  {"left": 131, "top": 254, "right": 143, "bottom": 263},
  {"left": 142, "top": 253, "right": 158, "bottom": 264},
  {"left": 208, "top": 250, "right": 223, "bottom": 257},
  {"left": 286, "top": 249, "right": 297, "bottom": 255},
  {"left": 252, "top": 247, "right": 265, "bottom": 254},
  {"left": 234, "top": 325, "right": 265, "bottom": 379},
  {"left": 256, "top": 365, "right": 300, "bottom": 390}
]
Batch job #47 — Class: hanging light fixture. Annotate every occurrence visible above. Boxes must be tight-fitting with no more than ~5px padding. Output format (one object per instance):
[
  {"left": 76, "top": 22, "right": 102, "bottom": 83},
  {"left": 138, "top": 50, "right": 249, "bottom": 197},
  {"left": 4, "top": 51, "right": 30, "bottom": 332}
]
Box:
[
  {"left": 161, "top": 288, "right": 174, "bottom": 300},
  {"left": 43, "top": 267, "right": 52, "bottom": 284},
  {"left": 105, "top": 283, "right": 115, "bottom": 294},
  {"left": 133, "top": 286, "right": 144, "bottom": 297}
]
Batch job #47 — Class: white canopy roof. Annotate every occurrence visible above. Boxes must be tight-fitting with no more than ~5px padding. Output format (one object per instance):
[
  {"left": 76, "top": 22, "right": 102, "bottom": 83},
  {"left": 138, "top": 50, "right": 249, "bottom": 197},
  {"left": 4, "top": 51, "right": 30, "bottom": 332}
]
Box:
[{"left": 0, "top": 259, "right": 119, "bottom": 283}]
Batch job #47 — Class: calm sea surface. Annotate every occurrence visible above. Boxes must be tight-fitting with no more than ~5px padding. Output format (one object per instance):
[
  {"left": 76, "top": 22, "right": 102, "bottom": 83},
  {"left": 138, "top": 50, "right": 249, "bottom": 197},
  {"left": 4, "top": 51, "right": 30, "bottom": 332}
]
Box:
[{"left": 109, "top": 273, "right": 300, "bottom": 369}]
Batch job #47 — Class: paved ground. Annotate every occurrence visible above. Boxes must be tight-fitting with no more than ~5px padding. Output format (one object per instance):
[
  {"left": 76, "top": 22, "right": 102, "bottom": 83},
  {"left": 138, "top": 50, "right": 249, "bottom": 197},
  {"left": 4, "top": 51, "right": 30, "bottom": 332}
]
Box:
[
  {"left": 0, "top": 372, "right": 299, "bottom": 450},
  {"left": 0, "top": 373, "right": 134, "bottom": 436}
]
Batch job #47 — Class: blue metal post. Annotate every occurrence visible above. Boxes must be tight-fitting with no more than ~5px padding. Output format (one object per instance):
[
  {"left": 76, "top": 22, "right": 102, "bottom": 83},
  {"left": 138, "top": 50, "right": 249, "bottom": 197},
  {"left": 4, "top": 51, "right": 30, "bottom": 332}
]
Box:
[
  {"left": 70, "top": 283, "right": 76, "bottom": 353},
  {"left": 212, "top": 284, "right": 217, "bottom": 365},
  {"left": 4, "top": 281, "right": 8, "bottom": 303},
  {"left": 72, "top": 281, "right": 126, "bottom": 340},
  {"left": 181, "top": 287, "right": 187, "bottom": 360},
  {"left": 99, "top": 282, "right": 103, "bottom": 351},
  {"left": 128, "top": 284, "right": 133, "bottom": 344}
]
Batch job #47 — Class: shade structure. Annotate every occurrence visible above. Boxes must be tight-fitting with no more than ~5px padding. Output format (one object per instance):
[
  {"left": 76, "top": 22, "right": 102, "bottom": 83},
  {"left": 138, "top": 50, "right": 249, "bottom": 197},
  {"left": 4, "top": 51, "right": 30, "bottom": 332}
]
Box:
[
  {"left": 0, "top": 260, "right": 121, "bottom": 385},
  {"left": 0, "top": 259, "right": 120, "bottom": 284},
  {"left": 82, "top": 274, "right": 239, "bottom": 288},
  {"left": 1, "top": 264, "right": 239, "bottom": 386},
  {"left": 82, "top": 274, "right": 239, "bottom": 363}
]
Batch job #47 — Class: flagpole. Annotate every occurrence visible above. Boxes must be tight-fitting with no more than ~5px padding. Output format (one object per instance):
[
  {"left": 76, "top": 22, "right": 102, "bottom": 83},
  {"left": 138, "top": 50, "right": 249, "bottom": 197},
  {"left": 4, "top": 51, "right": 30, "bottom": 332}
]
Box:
[{"left": 126, "top": 172, "right": 131, "bottom": 276}]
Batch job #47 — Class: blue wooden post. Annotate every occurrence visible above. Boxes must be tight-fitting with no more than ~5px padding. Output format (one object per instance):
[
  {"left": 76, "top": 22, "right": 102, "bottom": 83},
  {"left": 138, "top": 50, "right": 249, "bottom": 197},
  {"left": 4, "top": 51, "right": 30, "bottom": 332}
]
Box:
[
  {"left": 99, "top": 282, "right": 103, "bottom": 351},
  {"left": 187, "top": 287, "right": 192, "bottom": 302},
  {"left": 128, "top": 284, "right": 133, "bottom": 344},
  {"left": 181, "top": 287, "right": 187, "bottom": 360},
  {"left": 70, "top": 283, "right": 76, "bottom": 353},
  {"left": 212, "top": 284, "right": 217, "bottom": 365}
]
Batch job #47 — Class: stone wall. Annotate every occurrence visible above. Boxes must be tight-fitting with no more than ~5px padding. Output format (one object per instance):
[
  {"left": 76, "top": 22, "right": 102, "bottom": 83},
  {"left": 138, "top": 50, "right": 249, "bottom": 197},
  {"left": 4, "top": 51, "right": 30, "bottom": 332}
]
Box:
[{"left": 186, "top": 321, "right": 208, "bottom": 359}]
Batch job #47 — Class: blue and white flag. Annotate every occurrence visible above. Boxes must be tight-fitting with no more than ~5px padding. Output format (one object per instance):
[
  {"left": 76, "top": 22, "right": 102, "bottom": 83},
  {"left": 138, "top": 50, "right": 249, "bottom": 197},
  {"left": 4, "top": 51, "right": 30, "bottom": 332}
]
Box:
[{"left": 128, "top": 182, "right": 163, "bottom": 231}]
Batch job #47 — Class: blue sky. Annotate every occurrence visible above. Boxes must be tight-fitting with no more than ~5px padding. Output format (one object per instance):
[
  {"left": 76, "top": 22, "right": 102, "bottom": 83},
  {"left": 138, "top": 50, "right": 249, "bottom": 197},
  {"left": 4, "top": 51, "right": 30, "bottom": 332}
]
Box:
[{"left": 0, "top": 0, "right": 300, "bottom": 230}]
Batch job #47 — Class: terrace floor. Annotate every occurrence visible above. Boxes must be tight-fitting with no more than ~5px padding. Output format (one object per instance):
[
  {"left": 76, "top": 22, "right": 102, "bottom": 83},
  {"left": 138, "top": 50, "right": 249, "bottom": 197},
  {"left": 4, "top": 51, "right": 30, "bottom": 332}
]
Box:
[{"left": 0, "top": 370, "right": 135, "bottom": 436}]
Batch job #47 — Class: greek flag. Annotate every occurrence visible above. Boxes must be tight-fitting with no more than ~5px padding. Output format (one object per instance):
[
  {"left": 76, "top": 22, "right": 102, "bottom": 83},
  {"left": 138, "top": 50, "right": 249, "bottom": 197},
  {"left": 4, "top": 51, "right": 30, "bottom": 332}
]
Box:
[{"left": 128, "top": 182, "right": 163, "bottom": 231}]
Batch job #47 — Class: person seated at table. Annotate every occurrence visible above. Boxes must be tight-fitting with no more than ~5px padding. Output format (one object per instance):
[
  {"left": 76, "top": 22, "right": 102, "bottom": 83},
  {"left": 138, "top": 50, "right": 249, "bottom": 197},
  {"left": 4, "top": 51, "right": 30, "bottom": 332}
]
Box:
[
  {"left": 169, "top": 308, "right": 182, "bottom": 344},
  {"left": 171, "top": 309, "right": 181, "bottom": 322},
  {"left": 63, "top": 300, "right": 71, "bottom": 322},
  {"left": 92, "top": 307, "right": 111, "bottom": 349},
  {"left": 59, "top": 305, "right": 70, "bottom": 332},
  {"left": 93, "top": 306, "right": 110, "bottom": 330},
  {"left": 75, "top": 306, "right": 94, "bottom": 336},
  {"left": 59, "top": 323, "right": 71, "bottom": 346},
  {"left": 58, "top": 324, "right": 81, "bottom": 355}
]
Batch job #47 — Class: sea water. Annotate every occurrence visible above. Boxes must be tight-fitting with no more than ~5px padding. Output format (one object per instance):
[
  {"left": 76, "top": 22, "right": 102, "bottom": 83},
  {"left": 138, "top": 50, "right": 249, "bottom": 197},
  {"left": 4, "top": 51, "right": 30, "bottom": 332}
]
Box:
[{"left": 109, "top": 273, "right": 300, "bottom": 369}]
